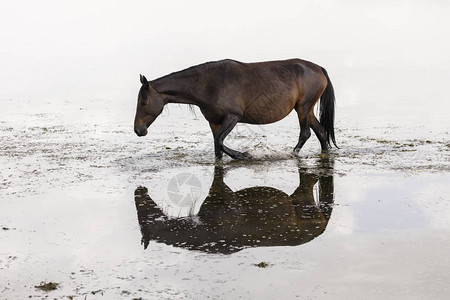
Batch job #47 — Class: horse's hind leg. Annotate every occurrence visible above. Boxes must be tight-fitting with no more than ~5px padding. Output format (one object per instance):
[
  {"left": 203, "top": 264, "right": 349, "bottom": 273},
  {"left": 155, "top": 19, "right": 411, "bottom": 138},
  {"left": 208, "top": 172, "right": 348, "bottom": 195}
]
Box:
[
  {"left": 213, "top": 115, "right": 251, "bottom": 160},
  {"left": 310, "top": 113, "right": 329, "bottom": 151},
  {"left": 294, "top": 106, "right": 312, "bottom": 153}
]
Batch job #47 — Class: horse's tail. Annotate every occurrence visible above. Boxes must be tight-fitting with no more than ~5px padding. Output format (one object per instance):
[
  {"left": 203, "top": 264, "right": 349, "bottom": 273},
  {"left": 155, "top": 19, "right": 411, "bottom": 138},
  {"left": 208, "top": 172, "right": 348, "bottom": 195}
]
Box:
[{"left": 319, "top": 67, "right": 338, "bottom": 148}]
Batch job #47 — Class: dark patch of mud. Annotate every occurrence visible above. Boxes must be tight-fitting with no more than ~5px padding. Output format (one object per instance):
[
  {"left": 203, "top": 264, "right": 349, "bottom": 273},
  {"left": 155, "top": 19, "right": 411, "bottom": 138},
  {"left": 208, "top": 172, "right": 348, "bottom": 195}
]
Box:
[
  {"left": 254, "top": 261, "right": 271, "bottom": 268},
  {"left": 35, "top": 281, "right": 59, "bottom": 292}
]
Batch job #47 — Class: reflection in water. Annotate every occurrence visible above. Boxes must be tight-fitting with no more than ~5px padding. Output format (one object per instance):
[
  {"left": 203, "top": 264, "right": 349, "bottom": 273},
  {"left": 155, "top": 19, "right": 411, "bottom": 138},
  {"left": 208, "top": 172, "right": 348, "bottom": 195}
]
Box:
[{"left": 134, "top": 158, "right": 334, "bottom": 254}]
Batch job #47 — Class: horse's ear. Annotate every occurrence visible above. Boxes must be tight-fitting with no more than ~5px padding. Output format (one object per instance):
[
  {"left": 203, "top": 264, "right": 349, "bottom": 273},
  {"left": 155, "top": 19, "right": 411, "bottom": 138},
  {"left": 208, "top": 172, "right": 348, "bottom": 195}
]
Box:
[{"left": 140, "top": 74, "right": 149, "bottom": 88}]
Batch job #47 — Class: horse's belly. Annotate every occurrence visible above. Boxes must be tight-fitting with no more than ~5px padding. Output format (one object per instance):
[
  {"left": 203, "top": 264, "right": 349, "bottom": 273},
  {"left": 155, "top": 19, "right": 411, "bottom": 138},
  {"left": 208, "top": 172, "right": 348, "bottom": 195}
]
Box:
[{"left": 241, "top": 98, "right": 294, "bottom": 124}]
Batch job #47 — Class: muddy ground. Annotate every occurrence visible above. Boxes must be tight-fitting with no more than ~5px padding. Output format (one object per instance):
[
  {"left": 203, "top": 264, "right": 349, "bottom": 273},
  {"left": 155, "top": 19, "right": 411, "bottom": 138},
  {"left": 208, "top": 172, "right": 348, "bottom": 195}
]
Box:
[{"left": 1, "top": 97, "right": 449, "bottom": 299}]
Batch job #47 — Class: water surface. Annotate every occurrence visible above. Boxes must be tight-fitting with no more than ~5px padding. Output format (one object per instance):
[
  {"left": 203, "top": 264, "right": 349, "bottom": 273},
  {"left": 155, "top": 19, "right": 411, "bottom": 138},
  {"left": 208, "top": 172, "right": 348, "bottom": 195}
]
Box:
[{"left": 1, "top": 98, "right": 449, "bottom": 299}]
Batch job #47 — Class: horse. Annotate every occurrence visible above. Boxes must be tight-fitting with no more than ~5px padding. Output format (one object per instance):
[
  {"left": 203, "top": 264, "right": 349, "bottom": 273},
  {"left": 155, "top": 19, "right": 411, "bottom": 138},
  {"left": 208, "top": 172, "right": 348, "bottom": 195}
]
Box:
[
  {"left": 134, "top": 158, "right": 334, "bottom": 254},
  {"left": 134, "top": 59, "right": 337, "bottom": 159}
]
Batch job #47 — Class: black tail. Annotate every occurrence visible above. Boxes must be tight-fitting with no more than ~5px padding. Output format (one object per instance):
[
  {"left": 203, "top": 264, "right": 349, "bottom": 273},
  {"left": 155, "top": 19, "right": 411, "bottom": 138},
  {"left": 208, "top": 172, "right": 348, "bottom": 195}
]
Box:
[{"left": 319, "top": 67, "right": 338, "bottom": 148}]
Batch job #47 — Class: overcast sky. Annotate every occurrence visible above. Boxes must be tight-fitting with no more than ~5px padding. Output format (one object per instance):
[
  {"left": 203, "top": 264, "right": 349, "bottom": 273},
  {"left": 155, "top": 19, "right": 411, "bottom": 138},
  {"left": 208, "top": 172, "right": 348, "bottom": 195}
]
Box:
[{"left": 1, "top": 0, "right": 449, "bottom": 109}]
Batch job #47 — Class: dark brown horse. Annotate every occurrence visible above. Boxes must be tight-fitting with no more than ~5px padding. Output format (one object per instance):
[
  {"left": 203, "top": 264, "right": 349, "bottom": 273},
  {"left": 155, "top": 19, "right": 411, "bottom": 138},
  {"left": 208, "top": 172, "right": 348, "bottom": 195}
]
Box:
[{"left": 134, "top": 59, "right": 337, "bottom": 159}]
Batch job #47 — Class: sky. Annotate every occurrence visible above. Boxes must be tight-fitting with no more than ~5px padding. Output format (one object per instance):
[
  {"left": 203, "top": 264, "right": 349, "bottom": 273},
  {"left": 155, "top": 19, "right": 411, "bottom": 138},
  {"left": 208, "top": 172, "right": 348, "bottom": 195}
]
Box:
[{"left": 1, "top": 0, "right": 449, "bottom": 112}]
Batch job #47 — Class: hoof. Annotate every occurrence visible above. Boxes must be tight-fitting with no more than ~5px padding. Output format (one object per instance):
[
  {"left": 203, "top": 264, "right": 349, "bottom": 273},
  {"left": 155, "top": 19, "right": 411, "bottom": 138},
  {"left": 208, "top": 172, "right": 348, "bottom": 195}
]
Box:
[
  {"left": 242, "top": 151, "right": 253, "bottom": 159},
  {"left": 321, "top": 145, "right": 331, "bottom": 152},
  {"left": 233, "top": 151, "right": 252, "bottom": 160}
]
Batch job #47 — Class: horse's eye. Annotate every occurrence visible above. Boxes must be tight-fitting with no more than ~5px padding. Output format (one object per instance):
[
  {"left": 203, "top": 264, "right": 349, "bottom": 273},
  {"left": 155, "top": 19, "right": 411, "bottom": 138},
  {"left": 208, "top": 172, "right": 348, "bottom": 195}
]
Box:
[{"left": 140, "top": 101, "right": 147, "bottom": 106}]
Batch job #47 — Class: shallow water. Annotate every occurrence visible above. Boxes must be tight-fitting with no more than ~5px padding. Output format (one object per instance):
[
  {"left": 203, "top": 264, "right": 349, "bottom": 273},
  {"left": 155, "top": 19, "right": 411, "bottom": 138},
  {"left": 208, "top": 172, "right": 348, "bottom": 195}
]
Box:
[{"left": 1, "top": 98, "right": 450, "bottom": 299}]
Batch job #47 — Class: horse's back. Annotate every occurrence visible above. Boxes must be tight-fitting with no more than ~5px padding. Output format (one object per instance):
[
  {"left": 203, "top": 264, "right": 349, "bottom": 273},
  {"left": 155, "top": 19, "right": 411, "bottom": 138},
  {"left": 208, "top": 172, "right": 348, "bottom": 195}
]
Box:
[{"left": 218, "top": 58, "right": 326, "bottom": 94}]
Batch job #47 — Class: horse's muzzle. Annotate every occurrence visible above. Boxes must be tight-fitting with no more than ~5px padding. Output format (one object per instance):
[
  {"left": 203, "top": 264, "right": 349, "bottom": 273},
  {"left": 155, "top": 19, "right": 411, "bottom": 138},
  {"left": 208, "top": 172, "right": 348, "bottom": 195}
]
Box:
[{"left": 134, "top": 126, "right": 148, "bottom": 137}]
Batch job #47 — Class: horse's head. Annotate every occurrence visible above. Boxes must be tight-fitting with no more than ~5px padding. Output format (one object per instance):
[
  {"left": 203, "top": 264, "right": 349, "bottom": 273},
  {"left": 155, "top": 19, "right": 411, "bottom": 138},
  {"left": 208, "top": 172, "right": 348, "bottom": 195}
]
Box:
[{"left": 134, "top": 75, "right": 165, "bottom": 137}]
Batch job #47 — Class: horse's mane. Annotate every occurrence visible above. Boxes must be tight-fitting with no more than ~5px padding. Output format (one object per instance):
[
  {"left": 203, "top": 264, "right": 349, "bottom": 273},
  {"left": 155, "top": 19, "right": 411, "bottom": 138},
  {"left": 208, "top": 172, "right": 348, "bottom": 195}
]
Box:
[{"left": 153, "top": 59, "right": 244, "bottom": 82}]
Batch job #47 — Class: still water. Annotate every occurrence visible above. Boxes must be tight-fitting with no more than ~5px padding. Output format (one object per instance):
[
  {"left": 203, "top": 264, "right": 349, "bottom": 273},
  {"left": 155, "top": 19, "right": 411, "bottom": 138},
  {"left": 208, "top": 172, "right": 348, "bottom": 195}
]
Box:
[{"left": 1, "top": 97, "right": 449, "bottom": 299}]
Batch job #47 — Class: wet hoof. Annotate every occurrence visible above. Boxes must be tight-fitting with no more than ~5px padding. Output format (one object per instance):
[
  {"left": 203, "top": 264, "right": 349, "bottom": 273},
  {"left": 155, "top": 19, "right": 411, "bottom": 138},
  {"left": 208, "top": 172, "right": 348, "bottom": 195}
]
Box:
[
  {"left": 233, "top": 151, "right": 252, "bottom": 160},
  {"left": 242, "top": 151, "right": 253, "bottom": 159}
]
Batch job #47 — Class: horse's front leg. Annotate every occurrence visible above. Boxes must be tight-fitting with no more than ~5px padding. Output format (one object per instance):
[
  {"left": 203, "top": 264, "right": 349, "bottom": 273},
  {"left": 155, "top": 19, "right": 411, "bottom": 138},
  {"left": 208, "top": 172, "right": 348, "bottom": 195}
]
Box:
[
  {"left": 212, "top": 115, "right": 252, "bottom": 160},
  {"left": 209, "top": 123, "right": 224, "bottom": 159}
]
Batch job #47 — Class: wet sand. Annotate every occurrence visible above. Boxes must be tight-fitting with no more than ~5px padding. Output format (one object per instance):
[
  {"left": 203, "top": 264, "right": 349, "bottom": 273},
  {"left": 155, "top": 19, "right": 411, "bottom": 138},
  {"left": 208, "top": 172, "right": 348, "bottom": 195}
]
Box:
[{"left": 1, "top": 98, "right": 449, "bottom": 299}]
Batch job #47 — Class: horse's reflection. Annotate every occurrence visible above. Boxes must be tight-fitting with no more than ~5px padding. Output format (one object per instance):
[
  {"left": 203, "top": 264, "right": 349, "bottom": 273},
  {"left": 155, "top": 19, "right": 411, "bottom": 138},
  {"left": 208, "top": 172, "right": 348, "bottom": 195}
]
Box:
[{"left": 135, "top": 158, "right": 334, "bottom": 254}]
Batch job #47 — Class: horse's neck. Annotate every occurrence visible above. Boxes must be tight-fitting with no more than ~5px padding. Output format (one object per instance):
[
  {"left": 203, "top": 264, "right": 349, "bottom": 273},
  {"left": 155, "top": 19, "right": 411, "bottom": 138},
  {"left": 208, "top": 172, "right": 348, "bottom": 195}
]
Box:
[{"left": 152, "top": 71, "right": 204, "bottom": 106}]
